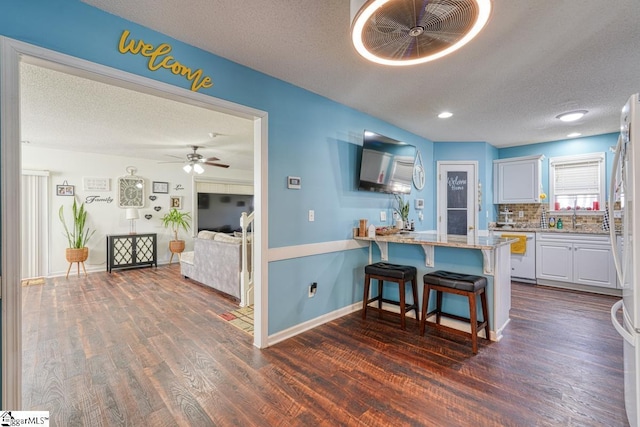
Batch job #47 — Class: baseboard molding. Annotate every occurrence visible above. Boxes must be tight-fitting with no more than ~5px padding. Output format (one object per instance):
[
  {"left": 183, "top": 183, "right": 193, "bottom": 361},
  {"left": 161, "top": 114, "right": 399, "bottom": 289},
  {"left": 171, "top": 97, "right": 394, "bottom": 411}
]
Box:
[
  {"left": 267, "top": 302, "right": 361, "bottom": 346},
  {"left": 535, "top": 279, "right": 621, "bottom": 297}
]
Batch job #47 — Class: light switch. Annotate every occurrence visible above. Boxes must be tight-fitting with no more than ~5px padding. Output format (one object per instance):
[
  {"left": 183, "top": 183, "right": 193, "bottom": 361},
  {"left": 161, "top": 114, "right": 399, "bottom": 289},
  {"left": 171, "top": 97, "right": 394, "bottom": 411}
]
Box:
[
  {"left": 308, "top": 210, "right": 315, "bottom": 222},
  {"left": 380, "top": 211, "right": 387, "bottom": 222}
]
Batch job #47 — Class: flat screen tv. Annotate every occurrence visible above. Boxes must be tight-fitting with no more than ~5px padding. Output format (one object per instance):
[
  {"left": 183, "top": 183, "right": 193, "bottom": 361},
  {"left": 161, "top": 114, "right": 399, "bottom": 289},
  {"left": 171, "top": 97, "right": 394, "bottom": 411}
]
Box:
[
  {"left": 358, "top": 130, "right": 416, "bottom": 194},
  {"left": 197, "top": 193, "right": 254, "bottom": 233}
]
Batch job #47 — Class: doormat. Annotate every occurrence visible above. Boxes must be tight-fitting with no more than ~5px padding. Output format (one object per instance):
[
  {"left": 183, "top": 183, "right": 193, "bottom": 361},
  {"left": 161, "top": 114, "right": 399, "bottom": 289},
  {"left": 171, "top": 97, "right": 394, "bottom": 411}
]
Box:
[
  {"left": 21, "top": 278, "right": 45, "bottom": 287},
  {"left": 218, "top": 305, "right": 254, "bottom": 335}
]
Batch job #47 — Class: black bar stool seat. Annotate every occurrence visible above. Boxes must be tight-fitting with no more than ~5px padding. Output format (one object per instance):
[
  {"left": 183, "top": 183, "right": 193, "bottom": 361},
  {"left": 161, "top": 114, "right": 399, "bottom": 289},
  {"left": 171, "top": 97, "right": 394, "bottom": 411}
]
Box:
[
  {"left": 420, "top": 270, "right": 490, "bottom": 354},
  {"left": 362, "top": 262, "right": 419, "bottom": 330}
]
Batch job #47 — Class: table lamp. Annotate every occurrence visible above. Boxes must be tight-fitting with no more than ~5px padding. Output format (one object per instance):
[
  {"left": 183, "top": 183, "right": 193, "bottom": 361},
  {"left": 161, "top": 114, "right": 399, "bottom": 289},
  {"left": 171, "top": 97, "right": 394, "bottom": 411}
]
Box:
[{"left": 125, "top": 208, "right": 139, "bottom": 234}]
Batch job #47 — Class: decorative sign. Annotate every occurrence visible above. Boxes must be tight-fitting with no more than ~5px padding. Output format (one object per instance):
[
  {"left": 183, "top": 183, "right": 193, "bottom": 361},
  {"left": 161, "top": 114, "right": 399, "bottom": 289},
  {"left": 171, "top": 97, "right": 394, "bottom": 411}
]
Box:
[
  {"left": 174, "top": 184, "right": 185, "bottom": 191},
  {"left": 145, "top": 214, "right": 153, "bottom": 220},
  {"left": 447, "top": 172, "right": 468, "bottom": 208},
  {"left": 170, "top": 196, "right": 183, "bottom": 210},
  {"left": 447, "top": 172, "right": 468, "bottom": 236},
  {"left": 149, "top": 195, "right": 157, "bottom": 201},
  {"left": 152, "top": 181, "right": 169, "bottom": 194},
  {"left": 83, "top": 177, "right": 110, "bottom": 192},
  {"left": 85, "top": 195, "right": 114, "bottom": 204},
  {"left": 154, "top": 206, "right": 162, "bottom": 212},
  {"left": 118, "top": 30, "right": 213, "bottom": 92}
]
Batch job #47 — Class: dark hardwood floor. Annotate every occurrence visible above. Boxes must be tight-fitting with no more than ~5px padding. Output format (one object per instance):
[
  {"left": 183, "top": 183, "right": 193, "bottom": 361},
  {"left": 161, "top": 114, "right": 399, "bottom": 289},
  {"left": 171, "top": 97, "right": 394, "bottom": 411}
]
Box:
[{"left": 23, "top": 265, "right": 628, "bottom": 426}]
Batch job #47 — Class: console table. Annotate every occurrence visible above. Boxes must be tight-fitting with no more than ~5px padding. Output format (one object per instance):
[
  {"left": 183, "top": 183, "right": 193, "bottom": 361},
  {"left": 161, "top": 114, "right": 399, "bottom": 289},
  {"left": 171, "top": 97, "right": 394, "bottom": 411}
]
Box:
[{"left": 107, "top": 233, "right": 157, "bottom": 272}]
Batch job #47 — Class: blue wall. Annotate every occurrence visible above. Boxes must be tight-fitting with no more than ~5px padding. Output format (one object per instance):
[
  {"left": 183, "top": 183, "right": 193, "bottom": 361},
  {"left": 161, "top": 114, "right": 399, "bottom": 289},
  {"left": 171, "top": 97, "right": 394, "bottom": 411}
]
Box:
[
  {"left": 498, "top": 133, "right": 618, "bottom": 199},
  {"left": 0, "top": 1, "right": 435, "bottom": 339}
]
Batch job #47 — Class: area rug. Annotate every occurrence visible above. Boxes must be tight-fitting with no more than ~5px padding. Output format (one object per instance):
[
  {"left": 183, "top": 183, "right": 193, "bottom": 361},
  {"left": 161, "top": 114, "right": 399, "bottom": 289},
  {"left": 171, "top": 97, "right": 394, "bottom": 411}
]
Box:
[
  {"left": 21, "top": 277, "right": 45, "bottom": 287},
  {"left": 218, "top": 305, "right": 254, "bottom": 335}
]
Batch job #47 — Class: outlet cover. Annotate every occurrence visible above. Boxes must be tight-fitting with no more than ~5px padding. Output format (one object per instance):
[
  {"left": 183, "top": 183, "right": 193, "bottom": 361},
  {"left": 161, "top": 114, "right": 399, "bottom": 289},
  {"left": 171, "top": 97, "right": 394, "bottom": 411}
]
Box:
[{"left": 308, "top": 210, "right": 315, "bottom": 221}]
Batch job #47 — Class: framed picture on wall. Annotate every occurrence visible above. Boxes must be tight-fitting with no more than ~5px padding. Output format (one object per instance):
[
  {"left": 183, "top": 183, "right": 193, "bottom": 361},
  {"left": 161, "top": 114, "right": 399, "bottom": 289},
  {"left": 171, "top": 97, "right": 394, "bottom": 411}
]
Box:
[
  {"left": 56, "top": 184, "right": 75, "bottom": 196},
  {"left": 152, "top": 181, "right": 169, "bottom": 194},
  {"left": 170, "top": 196, "right": 183, "bottom": 210}
]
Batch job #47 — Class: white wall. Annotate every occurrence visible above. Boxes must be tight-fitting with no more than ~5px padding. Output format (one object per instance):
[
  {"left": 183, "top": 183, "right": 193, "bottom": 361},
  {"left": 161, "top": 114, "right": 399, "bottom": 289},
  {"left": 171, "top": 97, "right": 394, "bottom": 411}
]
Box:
[{"left": 22, "top": 145, "right": 241, "bottom": 276}]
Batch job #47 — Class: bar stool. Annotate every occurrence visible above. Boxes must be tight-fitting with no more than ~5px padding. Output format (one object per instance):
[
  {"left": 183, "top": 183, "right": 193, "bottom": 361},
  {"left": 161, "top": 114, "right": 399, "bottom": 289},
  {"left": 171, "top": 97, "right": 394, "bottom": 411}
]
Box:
[
  {"left": 362, "top": 262, "right": 419, "bottom": 330},
  {"left": 420, "top": 270, "right": 489, "bottom": 354}
]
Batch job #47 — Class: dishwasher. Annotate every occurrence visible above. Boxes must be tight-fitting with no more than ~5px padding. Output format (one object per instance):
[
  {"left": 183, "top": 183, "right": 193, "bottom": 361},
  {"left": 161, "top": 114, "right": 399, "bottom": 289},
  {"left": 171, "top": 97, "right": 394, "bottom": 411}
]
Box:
[{"left": 492, "top": 231, "right": 536, "bottom": 284}]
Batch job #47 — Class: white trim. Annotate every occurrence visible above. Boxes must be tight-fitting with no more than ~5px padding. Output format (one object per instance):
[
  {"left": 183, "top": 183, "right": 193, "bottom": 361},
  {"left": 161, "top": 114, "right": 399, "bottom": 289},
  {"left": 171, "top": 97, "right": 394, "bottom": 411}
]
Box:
[
  {"left": 1, "top": 36, "right": 23, "bottom": 411},
  {"left": 268, "top": 302, "right": 361, "bottom": 346},
  {"left": 268, "top": 239, "right": 368, "bottom": 262},
  {"left": 0, "top": 36, "right": 270, "bottom": 408},
  {"left": 22, "top": 169, "right": 50, "bottom": 176}
]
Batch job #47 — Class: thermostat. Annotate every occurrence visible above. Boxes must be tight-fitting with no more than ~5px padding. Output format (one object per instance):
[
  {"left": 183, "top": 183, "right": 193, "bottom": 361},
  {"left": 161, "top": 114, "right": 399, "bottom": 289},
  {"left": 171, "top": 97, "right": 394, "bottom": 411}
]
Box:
[
  {"left": 415, "top": 198, "right": 424, "bottom": 210},
  {"left": 287, "top": 176, "right": 301, "bottom": 189}
]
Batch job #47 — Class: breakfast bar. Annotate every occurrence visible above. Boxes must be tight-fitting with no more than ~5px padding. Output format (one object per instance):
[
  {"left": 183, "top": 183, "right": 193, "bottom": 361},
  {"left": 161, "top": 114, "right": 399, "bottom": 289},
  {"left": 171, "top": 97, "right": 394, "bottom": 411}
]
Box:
[{"left": 355, "top": 232, "right": 517, "bottom": 342}]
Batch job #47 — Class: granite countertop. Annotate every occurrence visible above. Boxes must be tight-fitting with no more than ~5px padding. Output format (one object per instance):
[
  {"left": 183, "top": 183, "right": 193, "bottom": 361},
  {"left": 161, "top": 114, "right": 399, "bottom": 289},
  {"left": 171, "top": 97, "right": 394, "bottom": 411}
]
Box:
[
  {"left": 355, "top": 232, "right": 516, "bottom": 250},
  {"left": 489, "top": 225, "right": 612, "bottom": 235}
]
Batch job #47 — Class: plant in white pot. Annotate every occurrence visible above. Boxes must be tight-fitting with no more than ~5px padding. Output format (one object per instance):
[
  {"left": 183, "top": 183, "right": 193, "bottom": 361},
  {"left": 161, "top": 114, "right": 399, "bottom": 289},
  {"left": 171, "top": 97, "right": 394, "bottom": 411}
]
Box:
[
  {"left": 59, "top": 198, "right": 95, "bottom": 278},
  {"left": 394, "top": 194, "right": 410, "bottom": 229},
  {"left": 160, "top": 208, "right": 191, "bottom": 263}
]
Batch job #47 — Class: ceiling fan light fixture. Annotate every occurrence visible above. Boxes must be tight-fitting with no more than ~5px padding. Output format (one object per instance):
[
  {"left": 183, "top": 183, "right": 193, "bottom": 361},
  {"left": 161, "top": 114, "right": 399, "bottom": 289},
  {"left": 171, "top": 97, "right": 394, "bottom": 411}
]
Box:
[
  {"left": 193, "top": 163, "right": 205, "bottom": 174},
  {"left": 183, "top": 164, "right": 192, "bottom": 173},
  {"left": 351, "top": 0, "right": 492, "bottom": 66}
]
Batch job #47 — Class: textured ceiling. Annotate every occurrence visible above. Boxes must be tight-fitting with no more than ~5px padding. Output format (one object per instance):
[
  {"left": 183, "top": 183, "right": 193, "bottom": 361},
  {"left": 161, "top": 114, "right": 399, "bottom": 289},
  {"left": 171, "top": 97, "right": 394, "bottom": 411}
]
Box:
[
  {"left": 30, "top": 0, "right": 640, "bottom": 158},
  {"left": 20, "top": 63, "right": 254, "bottom": 173}
]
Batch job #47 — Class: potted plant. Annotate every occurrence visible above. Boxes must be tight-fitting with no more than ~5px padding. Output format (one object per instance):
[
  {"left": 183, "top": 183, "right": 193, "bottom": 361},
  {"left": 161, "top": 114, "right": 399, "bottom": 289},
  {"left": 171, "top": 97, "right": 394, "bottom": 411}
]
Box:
[
  {"left": 59, "top": 198, "right": 95, "bottom": 277},
  {"left": 160, "top": 208, "right": 192, "bottom": 262},
  {"left": 394, "top": 194, "right": 410, "bottom": 229}
]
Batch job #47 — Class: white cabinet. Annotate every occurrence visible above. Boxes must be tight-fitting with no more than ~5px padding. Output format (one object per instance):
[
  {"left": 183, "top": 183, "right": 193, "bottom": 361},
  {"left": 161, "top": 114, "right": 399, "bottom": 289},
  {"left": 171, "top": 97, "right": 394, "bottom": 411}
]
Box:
[
  {"left": 573, "top": 243, "right": 617, "bottom": 288},
  {"left": 536, "top": 233, "right": 616, "bottom": 289},
  {"left": 493, "top": 155, "right": 543, "bottom": 204},
  {"left": 536, "top": 240, "right": 573, "bottom": 282}
]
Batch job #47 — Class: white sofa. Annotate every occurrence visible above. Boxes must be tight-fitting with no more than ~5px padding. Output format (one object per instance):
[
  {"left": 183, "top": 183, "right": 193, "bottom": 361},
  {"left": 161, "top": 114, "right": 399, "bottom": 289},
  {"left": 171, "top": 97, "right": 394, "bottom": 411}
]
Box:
[{"left": 180, "top": 230, "right": 251, "bottom": 300}]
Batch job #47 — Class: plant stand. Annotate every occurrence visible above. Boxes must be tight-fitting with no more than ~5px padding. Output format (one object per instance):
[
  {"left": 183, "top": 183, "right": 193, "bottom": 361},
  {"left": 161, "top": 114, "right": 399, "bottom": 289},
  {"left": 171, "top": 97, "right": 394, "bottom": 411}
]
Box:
[
  {"left": 169, "top": 240, "right": 185, "bottom": 264},
  {"left": 65, "top": 247, "right": 88, "bottom": 279}
]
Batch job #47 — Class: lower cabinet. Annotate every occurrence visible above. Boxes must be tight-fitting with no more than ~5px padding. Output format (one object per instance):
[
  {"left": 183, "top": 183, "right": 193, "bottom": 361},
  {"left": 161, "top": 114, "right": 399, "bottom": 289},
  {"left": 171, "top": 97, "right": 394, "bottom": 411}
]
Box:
[{"left": 536, "top": 233, "right": 616, "bottom": 289}]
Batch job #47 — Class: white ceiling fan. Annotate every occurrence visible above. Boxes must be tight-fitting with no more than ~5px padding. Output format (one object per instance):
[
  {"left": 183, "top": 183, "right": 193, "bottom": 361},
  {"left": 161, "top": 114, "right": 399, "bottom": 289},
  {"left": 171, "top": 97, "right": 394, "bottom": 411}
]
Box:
[{"left": 160, "top": 145, "right": 229, "bottom": 174}]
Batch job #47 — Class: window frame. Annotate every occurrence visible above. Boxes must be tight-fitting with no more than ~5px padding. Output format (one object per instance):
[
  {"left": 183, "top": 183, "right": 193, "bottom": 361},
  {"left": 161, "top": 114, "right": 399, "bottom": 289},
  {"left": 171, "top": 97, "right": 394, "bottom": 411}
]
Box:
[{"left": 548, "top": 152, "right": 605, "bottom": 213}]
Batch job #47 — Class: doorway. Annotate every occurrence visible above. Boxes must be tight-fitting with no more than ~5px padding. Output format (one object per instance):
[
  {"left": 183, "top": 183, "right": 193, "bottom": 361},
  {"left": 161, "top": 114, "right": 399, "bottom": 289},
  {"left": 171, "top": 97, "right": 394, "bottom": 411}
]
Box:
[
  {"left": 0, "top": 36, "right": 268, "bottom": 409},
  {"left": 436, "top": 161, "right": 478, "bottom": 238}
]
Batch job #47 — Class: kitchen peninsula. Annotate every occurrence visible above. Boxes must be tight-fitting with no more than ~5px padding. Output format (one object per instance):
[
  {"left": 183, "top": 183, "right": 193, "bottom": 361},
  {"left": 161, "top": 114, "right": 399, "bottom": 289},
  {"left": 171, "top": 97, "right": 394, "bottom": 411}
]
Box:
[{"left": 355, "top": 232, "right": 517, "bottom": 342}]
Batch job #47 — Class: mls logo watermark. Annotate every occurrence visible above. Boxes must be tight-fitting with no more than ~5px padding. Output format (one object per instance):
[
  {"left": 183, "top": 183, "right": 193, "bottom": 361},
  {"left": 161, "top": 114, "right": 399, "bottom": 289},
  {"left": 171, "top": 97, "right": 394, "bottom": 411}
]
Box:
[{"left": 0, "top": 411, "right": 49, "bottom": 426}]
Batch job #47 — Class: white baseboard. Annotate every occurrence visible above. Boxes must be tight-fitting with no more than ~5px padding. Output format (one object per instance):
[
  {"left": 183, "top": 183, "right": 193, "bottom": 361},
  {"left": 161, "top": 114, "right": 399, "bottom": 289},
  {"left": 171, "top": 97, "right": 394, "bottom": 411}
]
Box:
[{"left": 267, "top": 302, "right": 362, "bottom": 346}]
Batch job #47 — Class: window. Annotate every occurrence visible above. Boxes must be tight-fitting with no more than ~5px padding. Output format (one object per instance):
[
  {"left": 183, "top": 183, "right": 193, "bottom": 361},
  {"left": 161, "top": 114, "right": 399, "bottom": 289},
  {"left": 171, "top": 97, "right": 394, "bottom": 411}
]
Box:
[{"left": 549, "top": 152, "right": 605, "bottom": 212}]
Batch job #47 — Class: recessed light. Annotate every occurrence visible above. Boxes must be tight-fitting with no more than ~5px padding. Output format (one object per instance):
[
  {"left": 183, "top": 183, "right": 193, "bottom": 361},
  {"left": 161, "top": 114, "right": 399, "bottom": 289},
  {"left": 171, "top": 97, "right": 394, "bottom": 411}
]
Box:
[
  {"left": 556, "top": 110, "right": 588, "bottom": 122},
  {"left": 438, "top": 112, "right": 453, "bottom": 119},
  {"left": 567, "top": 132, "right": 582, "bottom": 138}
]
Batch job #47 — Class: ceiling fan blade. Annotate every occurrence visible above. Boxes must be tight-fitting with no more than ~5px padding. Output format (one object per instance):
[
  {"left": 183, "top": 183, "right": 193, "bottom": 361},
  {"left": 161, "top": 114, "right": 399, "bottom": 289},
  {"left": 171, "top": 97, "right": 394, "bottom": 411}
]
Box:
[
  {"left": 164, "top": 154, "right": 184, "bottom": 160},
  {"left": 205, "top": 161, "right": 230, "bottom": 168},
  {"left": 202, "top": 156, "right": 221, "bottom": 162},
  {"left": 158, "top": 160, "right": 185, "bottom": 164}
]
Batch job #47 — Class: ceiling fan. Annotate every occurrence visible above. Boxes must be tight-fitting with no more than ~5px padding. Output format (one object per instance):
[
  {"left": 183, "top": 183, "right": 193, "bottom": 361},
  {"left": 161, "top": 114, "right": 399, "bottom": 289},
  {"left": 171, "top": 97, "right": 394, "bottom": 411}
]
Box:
[{"left": 160, "top": 145, "right": 229, "bottom": 174}]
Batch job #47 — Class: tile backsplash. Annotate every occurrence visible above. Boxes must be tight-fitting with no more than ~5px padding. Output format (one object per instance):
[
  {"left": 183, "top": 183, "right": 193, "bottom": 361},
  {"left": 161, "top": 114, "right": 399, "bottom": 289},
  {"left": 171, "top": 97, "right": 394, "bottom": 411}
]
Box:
[{"left": 496, "top": 203, "right": 621, "bottom": 229}]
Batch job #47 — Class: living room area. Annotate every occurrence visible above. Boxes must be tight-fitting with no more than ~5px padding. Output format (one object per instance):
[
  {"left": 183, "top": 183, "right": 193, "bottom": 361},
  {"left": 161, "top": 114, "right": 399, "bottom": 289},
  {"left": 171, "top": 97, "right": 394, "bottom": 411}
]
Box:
[{"left": 18, "top": 59, "right": 261, "bottom": 415}]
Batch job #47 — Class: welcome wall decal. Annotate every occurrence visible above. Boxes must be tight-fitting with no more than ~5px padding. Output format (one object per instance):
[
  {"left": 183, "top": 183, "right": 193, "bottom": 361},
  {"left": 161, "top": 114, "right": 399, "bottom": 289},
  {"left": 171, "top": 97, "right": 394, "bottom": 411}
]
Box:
[{"left": 118, "top": 30, "right": 213, "bottom": 92}]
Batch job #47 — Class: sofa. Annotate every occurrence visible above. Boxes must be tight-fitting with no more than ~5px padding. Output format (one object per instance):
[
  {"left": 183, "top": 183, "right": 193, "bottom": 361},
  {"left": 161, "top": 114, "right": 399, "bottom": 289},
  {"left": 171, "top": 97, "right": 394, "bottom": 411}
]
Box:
[{"left": 180, "top": 230, "right": 251, "bottom": 300}]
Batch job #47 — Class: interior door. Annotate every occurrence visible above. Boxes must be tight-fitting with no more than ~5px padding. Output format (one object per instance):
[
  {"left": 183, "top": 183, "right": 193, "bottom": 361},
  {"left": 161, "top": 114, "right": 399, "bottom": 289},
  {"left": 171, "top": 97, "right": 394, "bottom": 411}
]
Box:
[{"left": 437, "top": 161, "right": 478, "bottom": 237}]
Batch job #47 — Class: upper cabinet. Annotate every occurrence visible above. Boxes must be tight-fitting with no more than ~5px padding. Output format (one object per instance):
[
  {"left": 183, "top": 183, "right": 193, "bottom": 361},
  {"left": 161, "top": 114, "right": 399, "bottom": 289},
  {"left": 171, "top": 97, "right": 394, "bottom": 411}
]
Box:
[{"left": 493, "top": 155, "right": 543, "bottom": 204}]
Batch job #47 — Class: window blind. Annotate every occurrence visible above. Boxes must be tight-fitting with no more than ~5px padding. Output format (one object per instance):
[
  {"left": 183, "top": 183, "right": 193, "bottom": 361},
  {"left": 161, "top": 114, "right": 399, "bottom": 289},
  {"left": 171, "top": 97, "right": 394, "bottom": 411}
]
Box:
[{"left": 554, "top": 160, "right": 601, "bottom": 195}]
